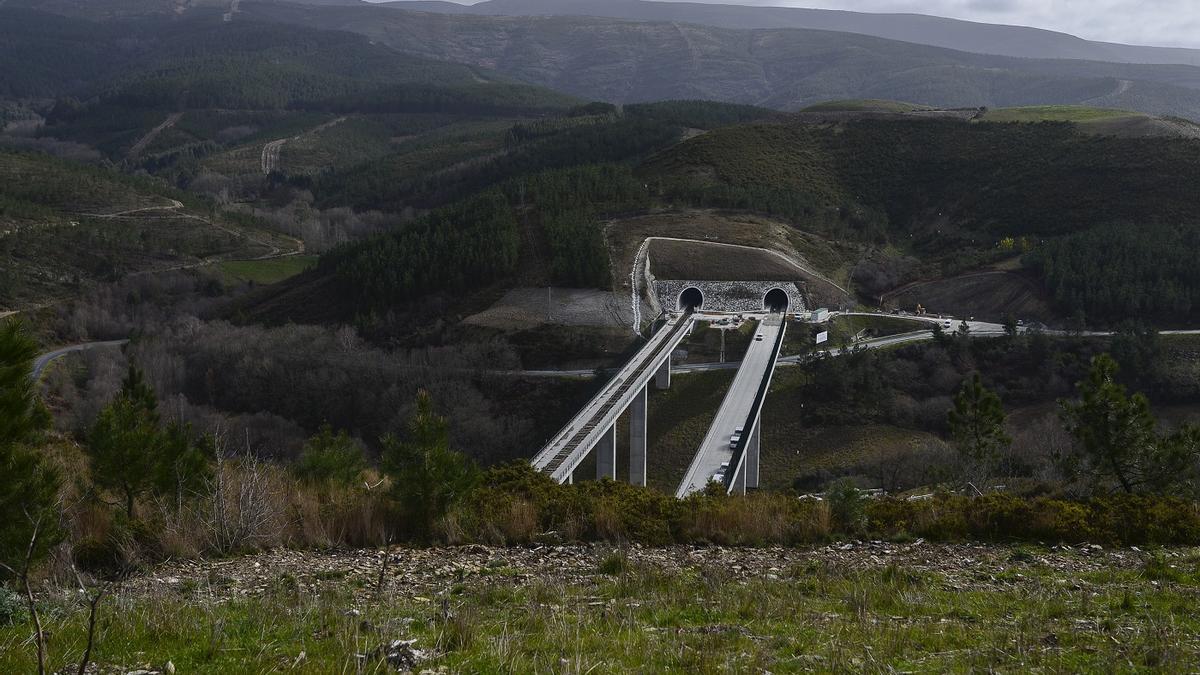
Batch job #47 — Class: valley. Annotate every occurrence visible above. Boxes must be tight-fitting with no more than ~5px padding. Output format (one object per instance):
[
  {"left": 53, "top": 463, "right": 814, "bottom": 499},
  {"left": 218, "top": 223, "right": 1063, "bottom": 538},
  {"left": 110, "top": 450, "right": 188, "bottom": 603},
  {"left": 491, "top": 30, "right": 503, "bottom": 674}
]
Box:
[{"left": 3, "top": 1, "right": 1200, "bottom": 671}]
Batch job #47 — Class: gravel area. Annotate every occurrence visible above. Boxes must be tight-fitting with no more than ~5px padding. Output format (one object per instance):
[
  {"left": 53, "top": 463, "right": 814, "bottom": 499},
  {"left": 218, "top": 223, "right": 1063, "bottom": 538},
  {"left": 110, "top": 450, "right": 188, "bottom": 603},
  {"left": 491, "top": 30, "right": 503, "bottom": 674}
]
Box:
[{"left": 121, "top": 541, "right": 1192, "bottom": 603}]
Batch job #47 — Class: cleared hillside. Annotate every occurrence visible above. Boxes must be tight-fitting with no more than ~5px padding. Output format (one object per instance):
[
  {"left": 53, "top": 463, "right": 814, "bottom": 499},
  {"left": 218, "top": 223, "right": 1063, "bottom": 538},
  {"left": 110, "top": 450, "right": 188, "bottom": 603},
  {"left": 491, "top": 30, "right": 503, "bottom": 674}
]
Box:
[{"left": 0, "top": 149, "right": 290, "bottom": 308}]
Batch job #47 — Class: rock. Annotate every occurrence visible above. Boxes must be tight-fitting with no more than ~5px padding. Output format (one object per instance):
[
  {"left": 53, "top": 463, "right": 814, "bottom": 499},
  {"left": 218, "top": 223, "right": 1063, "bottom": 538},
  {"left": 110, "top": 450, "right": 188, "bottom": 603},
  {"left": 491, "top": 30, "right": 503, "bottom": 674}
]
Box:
[
  {"left": 361, "top": 639, "right": 429, "bottom": 671},
  {"left": 165, "top": 662, "right": 176, "bottom": 675}
]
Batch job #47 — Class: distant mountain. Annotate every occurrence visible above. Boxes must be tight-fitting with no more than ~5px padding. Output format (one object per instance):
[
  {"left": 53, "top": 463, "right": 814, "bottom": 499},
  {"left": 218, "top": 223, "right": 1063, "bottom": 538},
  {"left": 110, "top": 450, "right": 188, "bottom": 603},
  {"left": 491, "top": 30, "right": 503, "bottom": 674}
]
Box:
[
  {"left": 244, "top": 2, "right": 1200, "bottom": 120},
  {"left": 380, "top": 0, "right": 1200, "bottom": 67},
  {"left": 0, "top": 7, "right": 577, "bottom": 113}
]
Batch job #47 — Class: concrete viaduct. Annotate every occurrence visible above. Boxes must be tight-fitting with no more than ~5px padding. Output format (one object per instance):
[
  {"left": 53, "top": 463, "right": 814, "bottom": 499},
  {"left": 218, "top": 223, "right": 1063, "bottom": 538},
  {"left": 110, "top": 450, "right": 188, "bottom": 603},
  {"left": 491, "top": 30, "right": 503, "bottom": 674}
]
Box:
[
  {"left": 532, "top": 278, "right": 801, "bottom": 494},
  {"left": 530, "top": 312, "right": 694, "bottom": 485}
]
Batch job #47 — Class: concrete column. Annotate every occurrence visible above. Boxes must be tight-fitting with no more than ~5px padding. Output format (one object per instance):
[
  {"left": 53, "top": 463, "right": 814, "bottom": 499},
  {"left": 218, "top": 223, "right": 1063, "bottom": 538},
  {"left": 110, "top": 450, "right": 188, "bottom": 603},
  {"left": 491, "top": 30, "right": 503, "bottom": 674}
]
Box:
[
  {"left": 595, "top": 423, "right": 617, "bottom": 481},
  {"left": 655, "top": 357, "right": 671, "bottom": 390},
  {"left": 629, "top": 385, "right": 648, "bottom": 487},
  {"left": 733, "top": 461, "right": 747, "bottom": 496},
  {"left": 747, "top": 414, "right": 761, "bottom": 491}
]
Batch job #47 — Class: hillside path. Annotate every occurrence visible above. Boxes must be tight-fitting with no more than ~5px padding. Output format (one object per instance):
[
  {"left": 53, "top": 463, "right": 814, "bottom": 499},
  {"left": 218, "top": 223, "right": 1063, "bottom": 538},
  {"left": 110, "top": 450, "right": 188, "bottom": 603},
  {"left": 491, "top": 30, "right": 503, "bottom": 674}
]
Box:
[
  {"left": 260, "top": 117, "right": 346, "bottom": 174},
  {"left": 128, "top": 112, "right": 183, "bottom": 159}
]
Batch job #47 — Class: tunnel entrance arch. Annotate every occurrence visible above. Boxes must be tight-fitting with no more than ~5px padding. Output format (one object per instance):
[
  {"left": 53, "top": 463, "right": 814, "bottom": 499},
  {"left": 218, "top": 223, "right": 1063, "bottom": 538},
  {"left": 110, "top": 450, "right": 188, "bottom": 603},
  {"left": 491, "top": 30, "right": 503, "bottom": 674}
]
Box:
[
  {"left": 678, "top": 287, "right": 704, "bottom": 311},
  {"left": 763, "top": 288, "right": 789, "bottom": 313}
]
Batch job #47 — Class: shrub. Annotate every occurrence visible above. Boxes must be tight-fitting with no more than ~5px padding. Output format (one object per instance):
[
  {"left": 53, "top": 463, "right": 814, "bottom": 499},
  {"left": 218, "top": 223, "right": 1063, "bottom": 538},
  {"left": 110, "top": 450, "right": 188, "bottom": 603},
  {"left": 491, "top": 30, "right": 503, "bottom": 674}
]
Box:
[
  {"left": 597, "top": 550, "right": 628, "bottom": 576},
  {"left": 0, "top": 586, "right": 27, "bottom": 626},
  {"left": 827, "top": 479, "right": 867, "bottom": 534},
  {"left": 293, "top": 424, "right": 367, "bottom": 489}
]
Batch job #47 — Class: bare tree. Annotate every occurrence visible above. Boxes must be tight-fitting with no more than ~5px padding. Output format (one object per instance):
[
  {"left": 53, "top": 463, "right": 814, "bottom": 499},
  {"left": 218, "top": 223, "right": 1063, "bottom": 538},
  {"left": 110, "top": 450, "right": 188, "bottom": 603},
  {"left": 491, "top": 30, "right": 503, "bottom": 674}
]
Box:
[
  {"left": 202, "top": 427, "right": 284, "bottom": 555},
  {"left": 0, "top": 513, "right": 48, "bottom": 675},
  {"left": 72, "top": 569, "right": 110, "bottom": 675}
]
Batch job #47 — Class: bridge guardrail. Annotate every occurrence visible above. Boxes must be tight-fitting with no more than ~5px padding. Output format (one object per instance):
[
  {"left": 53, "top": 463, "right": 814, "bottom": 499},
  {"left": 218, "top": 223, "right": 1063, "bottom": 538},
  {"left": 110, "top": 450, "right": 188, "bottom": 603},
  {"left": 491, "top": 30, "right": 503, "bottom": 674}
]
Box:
[{"left": 724, "top": 319, "right": 787, "bottom": 492}]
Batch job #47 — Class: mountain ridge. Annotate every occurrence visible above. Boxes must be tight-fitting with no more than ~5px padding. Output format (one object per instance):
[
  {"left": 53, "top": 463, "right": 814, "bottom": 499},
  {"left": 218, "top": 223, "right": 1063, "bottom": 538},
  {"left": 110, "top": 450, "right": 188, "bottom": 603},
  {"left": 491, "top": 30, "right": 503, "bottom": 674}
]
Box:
[
  {"left": 378, "top": 0, "right": 1200, "bottom": 67},
  {"left": 242, "top": 1, "right": 1200, "bottom": 119}
]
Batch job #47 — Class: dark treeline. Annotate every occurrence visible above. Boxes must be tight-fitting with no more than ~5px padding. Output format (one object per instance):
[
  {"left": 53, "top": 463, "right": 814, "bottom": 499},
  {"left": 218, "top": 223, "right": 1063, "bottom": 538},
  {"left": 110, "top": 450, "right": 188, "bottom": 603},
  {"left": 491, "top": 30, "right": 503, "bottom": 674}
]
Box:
[
  {"left": 306, "top": 103, "right": 774, "bottom": 306},
  {"left": 315, "top": 112, "right": 681, "bottom": 213},
  {"left": 1026, "top": 222, "right": 1200, "bottom": 324},
  {"left": 320, "top": 190, "right": 521, "bottom": 310},
  {"left": 321, "top": 164, "right": 650, "bottom": 313},
  {"left": 508, "top": 164, "right": 650, "bottom": 288},
  {"left": 623, "top": 100, "right": 776, "bottom": 128},
  {"left": 644, "top": 119, "right": 1200, "bottom": 249}
]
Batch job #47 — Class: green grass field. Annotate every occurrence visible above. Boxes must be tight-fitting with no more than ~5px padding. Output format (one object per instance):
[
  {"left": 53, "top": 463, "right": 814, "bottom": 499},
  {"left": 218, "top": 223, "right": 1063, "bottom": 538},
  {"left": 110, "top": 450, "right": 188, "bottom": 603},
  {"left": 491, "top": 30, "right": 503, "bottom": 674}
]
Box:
[
  {"left": 979, "top": 106, "right": 1143, "bottom": 123},
  {"left": 4, "top": 547, "right": 1198, "bottom": 673},
  {"left": 215, "top": 255, "right": 317, "bottom": 285},
  {"left": 801, "top": 99, "right": 928, "bottom": 113}
]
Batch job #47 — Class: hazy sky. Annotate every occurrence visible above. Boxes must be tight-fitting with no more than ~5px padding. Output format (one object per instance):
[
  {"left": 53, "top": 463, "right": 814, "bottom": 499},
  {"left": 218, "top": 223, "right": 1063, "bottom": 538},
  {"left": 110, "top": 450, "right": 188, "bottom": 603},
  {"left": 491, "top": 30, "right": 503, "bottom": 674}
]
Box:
[{"left": 400, "top": 0, "right": 1200, "bottom": 48}]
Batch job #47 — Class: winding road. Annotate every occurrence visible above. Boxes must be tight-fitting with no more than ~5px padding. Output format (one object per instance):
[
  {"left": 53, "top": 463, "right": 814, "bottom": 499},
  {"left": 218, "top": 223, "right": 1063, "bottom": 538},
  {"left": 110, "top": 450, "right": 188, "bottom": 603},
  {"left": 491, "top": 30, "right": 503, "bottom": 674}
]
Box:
[{"left": 31, "top": 340, "right": 128, "bottom": 381}]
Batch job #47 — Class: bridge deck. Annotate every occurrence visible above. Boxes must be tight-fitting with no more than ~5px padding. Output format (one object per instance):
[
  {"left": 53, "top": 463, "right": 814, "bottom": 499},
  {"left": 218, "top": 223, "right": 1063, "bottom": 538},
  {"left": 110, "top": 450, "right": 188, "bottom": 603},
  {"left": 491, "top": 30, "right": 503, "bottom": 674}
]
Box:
[
  {"left": 532, "top": 313, "right": 693, "bottom": 482},
  {"left": 676, "top": 315, "right": 785, "bottom": 497}
]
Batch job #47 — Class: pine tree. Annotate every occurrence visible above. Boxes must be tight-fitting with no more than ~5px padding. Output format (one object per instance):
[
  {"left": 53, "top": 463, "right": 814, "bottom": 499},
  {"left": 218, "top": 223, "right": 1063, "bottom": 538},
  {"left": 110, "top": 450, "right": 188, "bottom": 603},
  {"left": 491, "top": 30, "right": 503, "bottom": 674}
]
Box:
[
  {"left": 381, "top": 390, "right": 479, "bottom": 538},
  {"left": 0, "top": 320, "right": 62, "bottom": 578},
  {"left": 1060, "top": 354, "right": 1157, "bottom": 493},
  {"left": 947, "top": 373, "right": 1011, "bottom": 481},
  {"left": 294, "top": 424, "right": 366, "bottom": 490}
]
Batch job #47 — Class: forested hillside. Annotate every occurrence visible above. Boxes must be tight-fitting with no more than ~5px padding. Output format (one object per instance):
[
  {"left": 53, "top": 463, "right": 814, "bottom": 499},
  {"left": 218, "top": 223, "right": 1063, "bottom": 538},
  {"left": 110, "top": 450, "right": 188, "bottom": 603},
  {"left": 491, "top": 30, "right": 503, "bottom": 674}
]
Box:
[{"left": 254, "top": 109, "right": 1200, "bottom": 328}]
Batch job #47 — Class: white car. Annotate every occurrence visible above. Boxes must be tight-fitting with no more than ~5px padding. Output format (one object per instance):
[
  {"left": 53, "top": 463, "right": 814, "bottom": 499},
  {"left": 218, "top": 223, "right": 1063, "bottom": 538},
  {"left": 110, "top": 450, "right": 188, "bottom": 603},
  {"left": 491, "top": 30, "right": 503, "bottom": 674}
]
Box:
[{"left": 711, "top": 472, "right": 726, "bottom": 483}]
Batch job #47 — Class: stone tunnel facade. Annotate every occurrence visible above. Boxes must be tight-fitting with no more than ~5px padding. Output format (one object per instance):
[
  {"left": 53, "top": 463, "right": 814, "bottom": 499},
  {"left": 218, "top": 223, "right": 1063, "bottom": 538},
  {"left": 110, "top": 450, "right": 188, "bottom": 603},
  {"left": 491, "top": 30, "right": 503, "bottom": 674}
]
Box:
[{"left": 654, "top": 280, "right": 808, "bottom": 314}]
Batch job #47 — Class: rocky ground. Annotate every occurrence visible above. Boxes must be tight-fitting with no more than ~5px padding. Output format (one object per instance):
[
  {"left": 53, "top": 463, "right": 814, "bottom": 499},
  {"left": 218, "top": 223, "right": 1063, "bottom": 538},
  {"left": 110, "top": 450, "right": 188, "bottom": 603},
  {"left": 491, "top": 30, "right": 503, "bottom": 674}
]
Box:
[{"left": 122, "top": 540, "right": 1180, "bottom": 604}]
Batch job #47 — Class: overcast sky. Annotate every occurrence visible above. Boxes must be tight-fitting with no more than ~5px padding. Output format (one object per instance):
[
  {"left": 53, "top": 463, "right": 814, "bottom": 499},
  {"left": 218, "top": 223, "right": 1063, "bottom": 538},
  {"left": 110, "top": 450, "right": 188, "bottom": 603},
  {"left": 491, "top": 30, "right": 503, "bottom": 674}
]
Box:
[{"left": 407, "top": 0, "right": 1200, "bottom": 48}]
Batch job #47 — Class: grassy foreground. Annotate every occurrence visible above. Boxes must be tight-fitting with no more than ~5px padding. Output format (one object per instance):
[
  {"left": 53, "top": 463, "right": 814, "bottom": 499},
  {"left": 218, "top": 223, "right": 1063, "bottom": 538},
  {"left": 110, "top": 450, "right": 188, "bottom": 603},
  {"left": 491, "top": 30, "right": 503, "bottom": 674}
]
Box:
[{"left": 3, "top": 545, "right": 1199, "bottom": 673}]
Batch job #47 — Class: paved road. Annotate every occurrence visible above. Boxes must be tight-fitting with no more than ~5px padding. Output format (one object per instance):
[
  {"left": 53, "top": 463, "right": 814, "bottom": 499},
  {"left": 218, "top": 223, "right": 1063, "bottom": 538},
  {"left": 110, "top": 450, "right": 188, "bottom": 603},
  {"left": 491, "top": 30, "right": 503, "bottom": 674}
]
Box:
[
  {"left": 677, "top": 315, "right": 784, "bottom": 497},
  {"left": 32, "top": 340, "right": 128, "bottom": 381}
]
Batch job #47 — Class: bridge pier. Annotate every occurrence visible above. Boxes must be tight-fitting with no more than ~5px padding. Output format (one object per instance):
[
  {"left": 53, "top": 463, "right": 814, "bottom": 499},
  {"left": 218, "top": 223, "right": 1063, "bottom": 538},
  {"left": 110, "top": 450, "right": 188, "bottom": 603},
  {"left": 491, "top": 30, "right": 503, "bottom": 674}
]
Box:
[
  {"left": 630, "top": 385, "right": 648, "bottom": 487},
  {"left": 655, "top": 357, "right": 671, "bottom": 390},
  {"left": 596, "top": 423, "right": 617, "bottom": 481}
]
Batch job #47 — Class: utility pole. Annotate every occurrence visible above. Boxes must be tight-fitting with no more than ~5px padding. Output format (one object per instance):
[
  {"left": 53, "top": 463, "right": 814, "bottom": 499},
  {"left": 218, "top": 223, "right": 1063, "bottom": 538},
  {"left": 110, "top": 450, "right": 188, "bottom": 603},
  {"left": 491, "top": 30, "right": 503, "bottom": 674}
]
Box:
[
  {"left": 719, "top": 328, "right": 726, "bottom": 364},
  {"left": 547, "top": 286, "right": 552, "bottom": 322}
]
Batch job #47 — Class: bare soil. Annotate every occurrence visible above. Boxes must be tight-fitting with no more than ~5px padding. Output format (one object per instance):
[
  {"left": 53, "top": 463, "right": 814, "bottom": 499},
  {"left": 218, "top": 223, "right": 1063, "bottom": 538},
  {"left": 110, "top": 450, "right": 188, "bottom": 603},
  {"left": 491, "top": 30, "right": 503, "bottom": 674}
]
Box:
[
  {"left": 464, "top": 287, "right": 633, "bottom": 330},
  {"left": 649, "top": 239, "right": 807, "bottom": 281},
  {"left": 884, "top": 270, "right": 1057, "bottom": 323}
]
